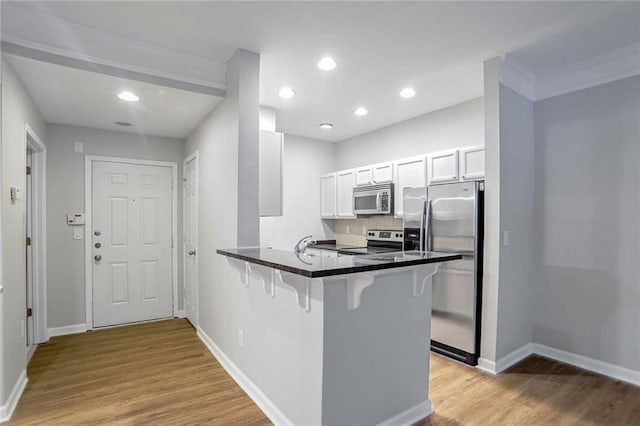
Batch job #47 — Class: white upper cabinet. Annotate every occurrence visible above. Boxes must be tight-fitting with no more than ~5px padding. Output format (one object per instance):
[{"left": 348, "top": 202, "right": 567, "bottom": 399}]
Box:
[
  {"left": 321, "top": 173, "right": 337, "bottom": 218},
  {"left": 460, "top": 146, "right": 485, "bottom": 180},
  {"left": 427, "top": 149, "right": 459, "bottom": 184},
  {"left": 355, "top": 167, "right": 373, "bottom": 186},
  {"left": 336, "top": 170, "right": 356, "bottom": 218},
  {"left": 394, "top": 155, "right": 427, "bottom": 218},
  {"left": 372, "top": 162, "right": 393, "bottom": 184},
  {"left": 355, "top": 162, "right": 393, "bottom": 186}
]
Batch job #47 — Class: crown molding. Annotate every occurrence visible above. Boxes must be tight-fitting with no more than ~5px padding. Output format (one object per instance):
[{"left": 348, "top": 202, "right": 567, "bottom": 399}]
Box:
[
  {"left": 534, "top": 42, "right": 640, "bottom": 101},
  {"left": 499, "top": 55, "right": 536, "bottom": 101}
]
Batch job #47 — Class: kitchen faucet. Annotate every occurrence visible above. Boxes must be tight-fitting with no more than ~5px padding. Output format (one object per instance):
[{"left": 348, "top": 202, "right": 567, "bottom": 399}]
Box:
[{"left": 294, "top": 235, "right": 317, "bottom": 254}]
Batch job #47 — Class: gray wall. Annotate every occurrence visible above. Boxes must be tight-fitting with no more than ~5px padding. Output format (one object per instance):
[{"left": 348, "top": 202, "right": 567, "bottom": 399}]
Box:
[
  {"left": 1, "top": 58, "right": 46, "bottom": 406},
  {"left": 260, "top": 134, "right": 336, "bottom": 249},
  {"left": 533, "top": 75, "right": 640, "bottom": 371},
  {"left": 45, "top": 124, "right": 184, "bottom": 328},
  {"left": 186, "top": 50, "right": 324, "bottom": 425},
  {"left": 335, "top": 97, "right": 484, "bottom": 170},
  {"left": 496, "top": 84, "right": 535, "bottom": 359}
]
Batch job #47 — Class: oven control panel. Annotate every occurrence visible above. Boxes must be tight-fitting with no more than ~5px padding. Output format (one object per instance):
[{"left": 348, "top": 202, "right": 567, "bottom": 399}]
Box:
[{"left": 367, "top": 229, "right": 403, "bottom": 242}]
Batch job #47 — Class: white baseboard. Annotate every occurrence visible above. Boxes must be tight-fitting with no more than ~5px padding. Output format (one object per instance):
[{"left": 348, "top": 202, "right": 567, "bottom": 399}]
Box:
[
  {"left": 176, "top": 310, "right": 185, "bottom": 318},
  {"left": 532, "top": 343, "right": 640, "bottom": 387},
  {"left": 496, "top": 343, "right": 534, "bottom": 373},
  {"left": 0, "top": 369, "right": 28, "bottom": 422},
  {"left": 476, "top": 357, "right": 497, "bottom": 375},
  {"left": 478, "top": 342, "right": 640, "bottom": 387},
  {"left": 26, "top": 345, "right": 37, "bottom": 364},
  {"left": 47, "top": 323, "right": 87, "bottom": 337},
  {"left": 196, "top": 327, "right": 294, "bottom": 425},
  {"left": 377, "top": 399, "right": 433, "bottom": 426}
]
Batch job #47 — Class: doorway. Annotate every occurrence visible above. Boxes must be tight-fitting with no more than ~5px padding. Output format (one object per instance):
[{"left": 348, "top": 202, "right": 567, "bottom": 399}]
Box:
[
  {"left": 85, "top": 156, "right": 178, "bottom": 328},
  {"left": 25, "top": 124, "right": 47, "bottom": 351},
  {"left": 183, "top": 152, "right": 198, "bottom": 328}
]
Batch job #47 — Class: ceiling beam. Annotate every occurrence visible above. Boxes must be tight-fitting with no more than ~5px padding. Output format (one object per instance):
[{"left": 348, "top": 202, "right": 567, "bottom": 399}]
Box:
[{"left": 2, "top": 41, "right": 226, "bottom": 98}]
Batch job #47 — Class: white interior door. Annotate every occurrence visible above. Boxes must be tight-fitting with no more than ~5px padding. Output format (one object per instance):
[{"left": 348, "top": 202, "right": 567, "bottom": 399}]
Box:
[
  {"left": 183, "top": 155, "right": 198, "bottom": 327},
  {"left": 92, "top": 161, "right": 173, "bottom": 327}
]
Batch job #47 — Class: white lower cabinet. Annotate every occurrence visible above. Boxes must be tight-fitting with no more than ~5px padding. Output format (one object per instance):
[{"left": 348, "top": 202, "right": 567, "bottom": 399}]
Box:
[
  {"left": 336, "top": 170, "right": 356, "bottom": 218},
  {"left": 394, "top": 155, "right": 427, "bottom": 218},
  {"left": 460, "top": 146, "right": 485, "bottom": 180},
  {"left": 321, "top": 173, "right": 337, "bottom": 218}
]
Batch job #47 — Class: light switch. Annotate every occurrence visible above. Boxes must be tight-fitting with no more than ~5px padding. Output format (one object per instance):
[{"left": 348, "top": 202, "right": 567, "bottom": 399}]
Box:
[
  {"left": 73, "top": 228, "right": 83, "bottom": 240},
  {"left": 74, "top": 141, "right": 84, "bottom": 153},
  {"left": 503, "top": 230, "right": 510, "bottom": 246}
]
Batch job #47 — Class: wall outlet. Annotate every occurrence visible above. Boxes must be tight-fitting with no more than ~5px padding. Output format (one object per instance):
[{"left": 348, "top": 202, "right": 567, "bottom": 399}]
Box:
[
  {"left": 345, "top": 225, "right": 350, "bottom": 234},
  {"left": 73, "top": 228, "right": 83, "bottom": 240},
  {"left": 20, "top": 320, "right": 25, "bottom": 338},
  {"left": 238, "top": 330, "right": 245, "bottom": 348},
  {"left": 361, "top": 226, "right": 367, "bottom": 234}
]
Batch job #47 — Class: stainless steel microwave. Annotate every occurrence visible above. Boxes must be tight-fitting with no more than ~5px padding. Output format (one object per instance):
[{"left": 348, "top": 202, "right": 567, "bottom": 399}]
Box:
[{"left": 353, "top": 183, "right": 394, "bottom": 215}]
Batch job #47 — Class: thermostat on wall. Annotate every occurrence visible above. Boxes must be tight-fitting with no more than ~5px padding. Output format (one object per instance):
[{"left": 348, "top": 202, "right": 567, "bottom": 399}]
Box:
[{"left": 67, "top": 213, "right": 85, "bottom": 226}]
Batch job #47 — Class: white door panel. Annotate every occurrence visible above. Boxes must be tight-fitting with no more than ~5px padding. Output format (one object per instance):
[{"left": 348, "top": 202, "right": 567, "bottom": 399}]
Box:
[
  {"left": 183, "top": 155, "right": 198, "bottom": 327},
  {"left": 92, "top": 161, "right": 173, "bottom": 327}
]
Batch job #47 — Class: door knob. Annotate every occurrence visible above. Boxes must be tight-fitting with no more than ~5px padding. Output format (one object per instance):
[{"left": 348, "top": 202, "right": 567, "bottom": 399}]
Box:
[
  {"left": 94, "top": 255, "right": 102, "bottom": 261},
  {"left": 188, "top": 250, "right": 196, "bottom": 256}
]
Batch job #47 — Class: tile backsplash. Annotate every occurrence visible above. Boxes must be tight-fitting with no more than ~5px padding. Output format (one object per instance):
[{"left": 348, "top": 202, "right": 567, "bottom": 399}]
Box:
[{"left": 333, "top": 216, "right": 404, "bottom": 246}]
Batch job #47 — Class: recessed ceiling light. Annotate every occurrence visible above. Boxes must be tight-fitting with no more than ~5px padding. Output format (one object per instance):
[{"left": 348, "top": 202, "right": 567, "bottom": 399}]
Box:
[
  {"left": 400, "top": 88, "right": 416, "bottom": 98},
  {"left": 317, "top": 57, "right": 337, "bottom": 71},
  {"left": 115, "top": 121, "right": 132, "bottom": 127},
  {"left": 278, "top": 86, "right": 296, "bottom": 99},
  {"left": 319, "top": 123, "right": 333, "bottom": 129},
  {"left": 117, "top": 91, "right": 139, "bottom": 102},
  {"left": 354, "top": 107, "right": 368, "bottom": 116}
]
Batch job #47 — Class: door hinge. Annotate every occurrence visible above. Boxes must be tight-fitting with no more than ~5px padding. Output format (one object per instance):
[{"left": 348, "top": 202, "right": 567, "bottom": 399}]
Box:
[
  {"left": 26, "top": 308, "right": 32, "bottom": 317},
  {"left": 26, "top": 166, "right": 31, "bottom": 175},
  {"left": 26, "top": 237, "right": 32, "bottom": 247}
]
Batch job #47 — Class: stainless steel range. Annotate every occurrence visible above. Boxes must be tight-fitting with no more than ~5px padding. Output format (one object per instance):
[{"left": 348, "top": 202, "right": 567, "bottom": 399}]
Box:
[{"left": 338, "top": 229, "right": 403, "bottom": 255}]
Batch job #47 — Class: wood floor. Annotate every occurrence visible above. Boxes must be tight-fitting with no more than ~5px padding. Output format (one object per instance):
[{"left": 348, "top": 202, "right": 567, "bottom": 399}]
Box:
[{"left": 8, "top": 319, "right": 640, "bottom": 425}]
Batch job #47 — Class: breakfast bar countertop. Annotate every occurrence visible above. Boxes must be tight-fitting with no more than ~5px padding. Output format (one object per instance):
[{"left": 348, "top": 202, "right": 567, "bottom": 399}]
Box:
[{"left": 216, "top": 247, "right": 462, "bottom": 278}]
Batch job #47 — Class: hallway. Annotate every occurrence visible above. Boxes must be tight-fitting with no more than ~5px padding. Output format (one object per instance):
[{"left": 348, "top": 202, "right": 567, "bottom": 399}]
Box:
[{"left": 9, "top": 320, "right": 269, "bottom": 425}]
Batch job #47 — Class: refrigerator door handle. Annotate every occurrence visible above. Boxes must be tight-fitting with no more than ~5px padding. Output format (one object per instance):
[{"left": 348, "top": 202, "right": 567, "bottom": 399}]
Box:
[
  {"left": 419, "top": 200, "right": 425, "bottom": 251},
  {"left": 425, "top": 200, "right": 432, "bottom": 251}
]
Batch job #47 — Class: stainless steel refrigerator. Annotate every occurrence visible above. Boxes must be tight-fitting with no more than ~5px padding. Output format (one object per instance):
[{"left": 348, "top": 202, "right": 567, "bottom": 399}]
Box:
[{"left": 403, "top": 181, "right": 484, "bottom": 365}]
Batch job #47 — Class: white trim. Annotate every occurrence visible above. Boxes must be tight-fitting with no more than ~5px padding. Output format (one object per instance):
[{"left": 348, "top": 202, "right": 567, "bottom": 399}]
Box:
[
  {"left": 84, "top": 155, "right": 179, "bottom": 329},
  {"left": 500, "top": 55, "right": 536, "bottom": 100},
  {"left": 376, "top": 399, "right": 433, "bottom": 426},
  {"left": 25, "top": 123, "right": 48, "bottom": 344},
  {"left": 476, "top": 357, "right": 497, "bottom": 375},
  {"left": 26, "top": 345, "right": 36, "bottom": 364},
  {"left": 0, "top": 370, "right": 27, "bottom": 422},
  {"left": 196, "top": 327, "right": 294, "bottom": 426},
  {"left": 495, "top": 343, "right": 534, "bottom": 373},
  {"left": 535, "top": 42, "right": 640, "bottom": 101},
  {"left": 532, "top": 343, "right": 640, "bottom": 387},
  {"left": 182, "top": 151, "right": 199, "bottom": 328},
  {"left": 47, "top": 324, "right": 87, "bottom": 337}
]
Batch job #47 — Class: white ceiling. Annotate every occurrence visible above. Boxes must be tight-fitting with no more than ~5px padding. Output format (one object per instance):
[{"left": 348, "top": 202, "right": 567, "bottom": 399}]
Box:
[
  {"left": 5, "top": 54, "right": 222, "bottom": 139},
  {"left": 3, "top": 1, "right": 639, "bottom": 142}
]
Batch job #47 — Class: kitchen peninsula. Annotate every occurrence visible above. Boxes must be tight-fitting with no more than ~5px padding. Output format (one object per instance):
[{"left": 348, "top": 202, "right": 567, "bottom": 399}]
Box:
[{"left": 217, "top": 248, "right": 461, "bottom": 425}]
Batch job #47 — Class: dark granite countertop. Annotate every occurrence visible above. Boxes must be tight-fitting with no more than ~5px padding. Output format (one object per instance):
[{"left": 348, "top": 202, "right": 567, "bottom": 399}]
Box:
[{"left": 217, "top": 248, "right": 462, "bottom": 278}]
